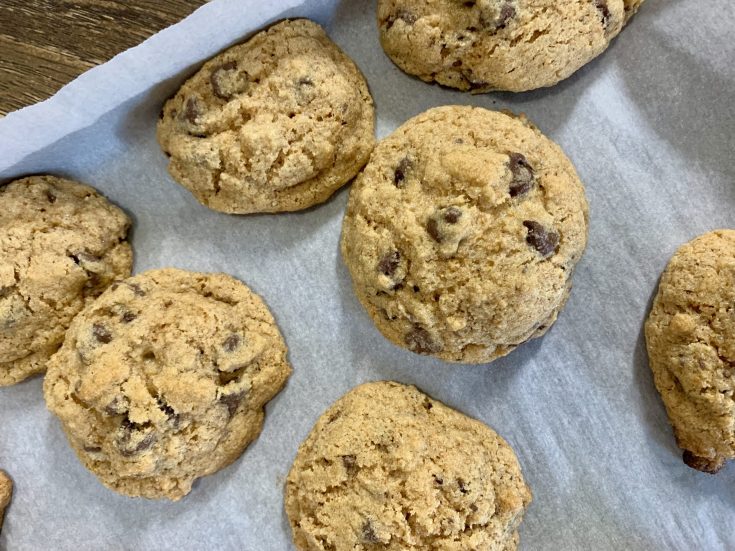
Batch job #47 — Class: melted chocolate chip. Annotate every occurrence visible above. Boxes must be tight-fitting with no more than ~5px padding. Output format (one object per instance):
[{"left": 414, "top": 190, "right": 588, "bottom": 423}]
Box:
[
  {"left": 594, "top": 0, "right": 611, "bottom": 27},
  {"left": 508, "top": 152, "right": 535, "bottom": 197},
  {"left": 220, "top": 391, "right": 245, "bottom": 417},
  {"left": 405, "top": 326, "right": 440, "bottom": 354},
  {"left": 222, "top": 333, "right": 241, "bottom": 352},
  {"left": 92, "top": 323, "right": 112, "bottom": 344},
  {"left": 377, "top": 251, "right": 401, "bottom": 277},
  {"left": 125, "top": 282, "right": 146, "bottom": 297},
  {"left": 394, "top": 157, "right": 412, "bottom": 187},
  {"left": 45, "top": 189, "right": 57, "bottom": 203},
  {"left": 443, "top": 206, "right": 462, "bottom": 224},
  {"left": 682, "top": 450, "right": 722, "bottom": 474},
  {"left": 184, "top": 97, "right": 201, "bottom": 124},
  {"left": 426, "top": 218, "right": 442, "bottom": 242},
  {"left": 523, "top": 221, "right": 559, "bottom": 258},
  {"left": 342, "top": 454, "right": 357, "bottom": 473},
  {"left": 210, "top": 61, "right": 239, "bottom": 100},
  {"left": 117, "top": 420, "right": 156, "bottom": 457},
  {"left": 362, "top": 521, "right": 380, "bottom": 544},
  {"left": 104, "top": 396, "right": 128, "bottom": 416},
  {"left": 83, "top": 446, "right": 102, "bottom": 453}
]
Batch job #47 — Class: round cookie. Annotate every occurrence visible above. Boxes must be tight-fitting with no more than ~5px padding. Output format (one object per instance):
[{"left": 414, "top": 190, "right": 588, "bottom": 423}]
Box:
[
  {"left": 44, "top": 268, "right": 291, "bottom": 500},
  {"left": 285, "top": 381, "right": 532, "bottom": 551},
  {"left": 377, "top": 0, "right": 644, "bottom": 92},
  {"left": 0, "top": 470, "right": 11, "bottom": 531},
  {"left": 0, "top": 175, "right": 132, "bottom": 387},
  {"left": 341, "top": 106, "right": 588, "bottom": 364},
  {"left": 645, "top": 230, "right": 735, "bottom": 474},
  {"left": 157, "top": 19, "right": 375, "bottom": 214}
]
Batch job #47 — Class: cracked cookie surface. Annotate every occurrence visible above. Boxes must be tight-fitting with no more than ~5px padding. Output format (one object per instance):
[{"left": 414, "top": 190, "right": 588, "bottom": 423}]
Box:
[
  {"left": 0, "top": 175, "right": 132, "bottom": 387},
  {"left": 285, "top": 381, "right": 532, "bottom": 551},
  {"left": 44, "top": 268, "right": 291, "bottom": 500},
  {"left": 157, "top": 19, "right": 375, "bottom": 214},
  {"left": 341, "top": 106, "right": 588, "bottom": 364},
  {"left": 645, "top": 230, "right": 735, "bottom": 474},
  {"left": 378, "top": 0, "right": 645, "bottom": 92}
]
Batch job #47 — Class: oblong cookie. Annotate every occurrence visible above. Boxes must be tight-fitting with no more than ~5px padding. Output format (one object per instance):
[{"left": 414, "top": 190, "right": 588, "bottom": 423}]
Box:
[
  {"left": 285, "top": 381, "right": 532, "bottom": 551},
  {"left": 157, "top": 19, "right": 376, "bottom": 213},
  {"left": 341, "top": 106, "right": 588, "bottom": 364},
  {"left": 0, "top": 470, "right": 11, "bottom": 532},
  {"left": 378, "top": 0, "right": 644, "bottom": 92},
  {"left": 44, "top": 268, "right": 291, "bottom": 500},
  {"left": 645, "top": 230, "right": 735, "bottom": 474},
  {"left": 0, "top": 175, "right": 132, "bottom": 387}
]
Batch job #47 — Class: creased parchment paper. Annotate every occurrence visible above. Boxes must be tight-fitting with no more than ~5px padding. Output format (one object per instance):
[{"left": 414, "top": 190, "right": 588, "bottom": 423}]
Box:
[{"left": 1, "top": 0, "right": 734, "bottom": 549}]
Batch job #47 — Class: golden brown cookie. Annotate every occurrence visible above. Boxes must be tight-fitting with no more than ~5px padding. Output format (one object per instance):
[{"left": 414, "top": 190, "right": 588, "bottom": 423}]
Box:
[
  {"left": 285, "top": 381, "right": 532, "bottom": 551},
  {"left": 44, "top": 268, "right": 291, "bottom": 500},
  {"left": 645, "top": 230, "right": 735, "bottom": 474},
  {"left": 157, "top": 19, "right": 375, "bottom": 213},
  {"left": 0, "top": 175, "right": 132, "bottom": 387},
  {"left": 341, "top": 106, "right": 588, "bottom": 363},
  {"left": 378, "top": 0, "right": 645, "bottom": 92},
  {"left": 0, "top": 470, "right": 11, "bottom": 532}
]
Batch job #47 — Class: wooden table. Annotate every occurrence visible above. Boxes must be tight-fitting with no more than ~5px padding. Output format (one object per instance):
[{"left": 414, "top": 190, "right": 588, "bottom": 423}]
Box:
[{"left": 0, "top": 0, "right": 207, "bottom": 116}]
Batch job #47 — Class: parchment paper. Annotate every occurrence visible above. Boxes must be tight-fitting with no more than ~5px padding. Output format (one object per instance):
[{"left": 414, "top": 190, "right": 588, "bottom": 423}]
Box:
[{"left": 1, "top": 0, "right": 734, "bottom": 549}]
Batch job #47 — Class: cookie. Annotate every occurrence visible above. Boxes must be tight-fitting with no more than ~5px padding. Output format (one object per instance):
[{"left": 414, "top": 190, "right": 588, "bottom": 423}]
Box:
[
  {"left": 341, "top": 106, "right": 588, "bottom": 363},
  {"left": 377, "top": 0, "right": 645, "bottom": 92},
  {"left": 157, "top": 19, "right": 375, "bottom": 214},
  {"left": 645, "top": 230, "right": 735, "bottom": 474},
  {"left": 43, "top": 268, "right": 291, "bottom": 500},
  {"left": 0, "top": 470, "right": 11, "bottom": 532},
  {"left": 0, "top": 175, "right": 132, "bottom": 387},
  {"left": 285, "top": 381, "right": 532, "bottom": 551}
]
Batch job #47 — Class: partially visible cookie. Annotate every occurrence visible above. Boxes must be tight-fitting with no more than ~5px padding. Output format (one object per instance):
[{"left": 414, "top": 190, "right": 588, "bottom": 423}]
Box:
[
  {"left": 0, "top": 470, "right": 11, "bottom": 532},
  {"left": 645, "top": 230, "right": 735, "bottom": 474},
  {"left": 0, "top": 175, "right": 132, "bottom": 387},
  {"left": 341, "top": 106, "right": 588, "bottom": 363},
  {"left": 378, "top": 0, "right": 645, "bottom": 92},
  {"left": 158, "top": 19, "right": 375, "bottom": 213},
  {"left": 44, "top": 268, "right": 291, "bottom": 500},
  {"left": 285, "top": 381, "right": 532, "bottom": 551}
]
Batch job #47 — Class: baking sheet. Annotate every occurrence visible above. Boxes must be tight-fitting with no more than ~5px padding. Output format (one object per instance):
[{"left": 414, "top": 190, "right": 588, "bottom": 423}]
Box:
[{"left": 1, "top": 0, "right": 734, "bottom": 549}]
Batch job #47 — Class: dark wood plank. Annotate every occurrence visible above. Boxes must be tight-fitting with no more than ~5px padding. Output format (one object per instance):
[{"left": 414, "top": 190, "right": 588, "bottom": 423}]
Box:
[{"left": 0, "top": 0, "right": 207, "bottom": 116}]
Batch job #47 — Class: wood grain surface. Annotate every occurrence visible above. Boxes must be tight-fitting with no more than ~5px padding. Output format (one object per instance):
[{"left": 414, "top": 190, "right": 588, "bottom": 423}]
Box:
[{"left": 0, "top": 0, "right": 207, "bottom": 116}]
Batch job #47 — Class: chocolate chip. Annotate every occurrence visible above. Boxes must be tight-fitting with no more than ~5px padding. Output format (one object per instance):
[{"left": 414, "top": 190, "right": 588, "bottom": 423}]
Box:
[
  {"left": 298, "top": 76, "right": 314, "bottom": 86},
  {"left": 220, "top": 391, "right": 245, "bottom": 416},
  {"left": 362, "top": 521, "right": 380, "bottom": 544},
  {"left": 394, "top": 157, "right": 411, "bottom": 187},
  {"left": 423, "top": 398, "right": 433, "bottom": 411},
  {"left": 458, "top": 478, "right": 469, "bottom": 494},
  {"left": 682, "top": 450, "right": 723, "bottom": 474},
  {"left": 121, "top": 311, "right": 137, "bottom": 323},
  {"left": 92, "top": 323, "right": 112, "bottom": 344},
  {"left": 523, "top": 221, "right": 559, "bottom": 258},
  {"left": 45, "top": 189, "right": 57, "bottom": 203},
  {"left": 157, "top": 398, "right": 176, "bottom": 418},
  {"left": 117, "top": 419, "right": 156, "bottom": 457},
  {"left": 222, "top": 333, "right": 241, "bottom": 352},
  {"left": 83, "top": 446, "right": 102, "bottom": 453},
  {"left": 377, "top": 251, "right": 401, "bottom": 277},
  {"left": 342, "top": 454, "right": 357, "bottom": 473},
  {"left": 210, "top": 61, "right": 240, "bottom": 100},
  {"left": 497, "top": 2, "right": 516, "bottom": 28},
  {"left": 71, "top": 251, "right": 100, "bottom": 266},
  {"left": 405, "top": 326, "right": 440, "bottom": 354},
  {"left": 508, "top": 152, "right": 535, "bottom": 197},
  {"left": 443, "top": 206, "right": 462, "bottom": 224},
  {"left": 433, "top": 474, "right": 443, "bottom": 485},
  {"left": 125, "top": 282, "right": 146, "bottom": 297},
  {"left": 184, "top": 97, "right": 201, "bottom": 124},
  {"left": 426, "top": 218, "right": 442, "bottom": 242},
  {"left": 594, "top": 0, "right": 610, "bottom": 27},
  {"left": 104, "top": 396, "right": 128, "bottom": 416}
]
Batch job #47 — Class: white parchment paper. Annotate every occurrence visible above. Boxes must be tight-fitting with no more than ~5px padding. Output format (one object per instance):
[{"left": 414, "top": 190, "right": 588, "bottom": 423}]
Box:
[{"left": 1, "top": 0, "right": 734, "bottom": 549}]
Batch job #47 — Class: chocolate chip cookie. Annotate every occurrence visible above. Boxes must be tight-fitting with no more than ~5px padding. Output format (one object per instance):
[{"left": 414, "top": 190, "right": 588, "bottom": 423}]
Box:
[
  {"left": 378, "top": 0, "right": 645, "bottom": 92},
  {"left": 645, "top": 230, "right": 735, "bottom": 474},
  {"left": 285, "top": 381, "right": 532, "bottom": 551},
  {"left": 0, "top": 175, "right": 132, "bottom": 387},
  {"left": 341, "top": 106, "right": 588, "bottom": 364},
  {"left": 0, "top": 470, "right": 11, "bottom": 532},
  {"left": 157, "top": 19, "right": 375, "bottom": 214},
  {"left": 44, "top": 268, "right": 291, "bottom": 500}
]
